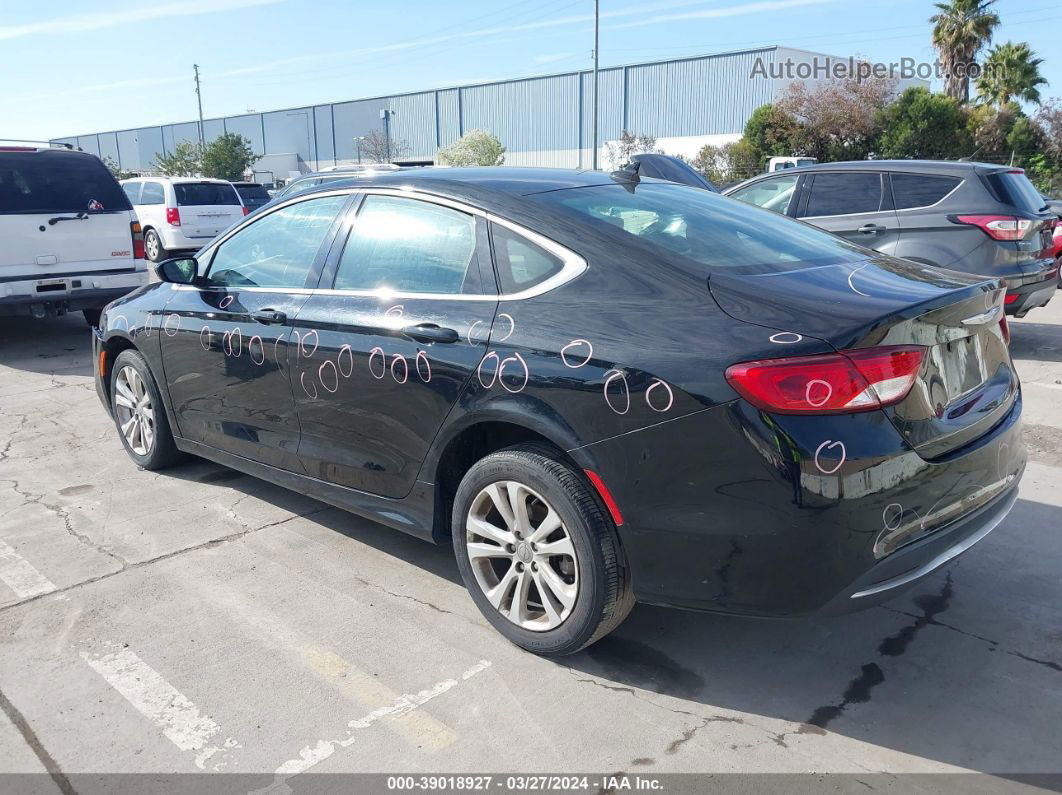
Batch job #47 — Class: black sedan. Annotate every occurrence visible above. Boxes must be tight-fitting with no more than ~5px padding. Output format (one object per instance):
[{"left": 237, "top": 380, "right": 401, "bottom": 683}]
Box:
[{"left": 93, "top": 168, "right": 1025, "bottom": 656}]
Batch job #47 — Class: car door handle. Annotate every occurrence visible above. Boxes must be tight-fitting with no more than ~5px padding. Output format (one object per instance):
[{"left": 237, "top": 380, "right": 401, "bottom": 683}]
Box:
[
  {"left": 251, "top": 309, "right": 287, "bottom": 325},
  {"left": 858, "top": 223, "right": 887, "bottom": 234},
  {"left": 402, "top": 323, "right": 459, "bottom": 344}
]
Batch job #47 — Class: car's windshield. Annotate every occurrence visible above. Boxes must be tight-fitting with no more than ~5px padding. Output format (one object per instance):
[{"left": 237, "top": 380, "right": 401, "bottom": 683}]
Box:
[
  {"left": 529, "top": 182, "right": 869, "bottom": 273},
  {"left": 175, "top": 182, "right": 240, "bottom": 206}
]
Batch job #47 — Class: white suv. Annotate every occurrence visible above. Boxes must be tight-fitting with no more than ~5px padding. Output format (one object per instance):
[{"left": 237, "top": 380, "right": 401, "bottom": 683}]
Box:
[
  {"left": 121, "top": 177, "right": 245, "bottom": 262},
  {"left": 0, "top": 143, "right": 147, "bottom": 325}
]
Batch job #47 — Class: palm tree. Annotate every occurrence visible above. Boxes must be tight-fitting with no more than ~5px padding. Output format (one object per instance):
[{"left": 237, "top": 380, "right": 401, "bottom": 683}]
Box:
[
  {"left": 930, "top": 0, "right": 1000, "bottom": 103},
  {"left": 976, "top": 42, "right": 1047, "bottom": 107}
]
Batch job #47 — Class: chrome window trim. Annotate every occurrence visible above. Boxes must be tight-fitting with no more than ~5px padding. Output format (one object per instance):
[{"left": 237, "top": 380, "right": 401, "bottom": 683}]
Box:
[{"left": 186, "top": 186, "right": 587, "bottom": 301}]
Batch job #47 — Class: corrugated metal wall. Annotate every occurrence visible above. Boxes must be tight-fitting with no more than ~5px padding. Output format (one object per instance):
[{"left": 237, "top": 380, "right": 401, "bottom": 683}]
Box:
[{"left": 53, "top": 47, "right": 784, "bottom": 172}]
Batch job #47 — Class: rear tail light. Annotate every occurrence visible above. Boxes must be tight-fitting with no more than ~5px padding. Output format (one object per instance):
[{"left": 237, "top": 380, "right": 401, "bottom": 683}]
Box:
[
  {"left": 725, "top": 345, "right": 925, "bottom": 414},
  {"left": 951, "top": 214, "right": 1034, "bottom": 241},
  {"left": 242, "top": 206, "right": 250, "bottom": 216},
  {"left": 999, "top": 315, "right": 1011, "bottom": 345},
  {"left": 165, "top": 207, "right": 181, "bottom": 226},
  {"left": 130, "top": 221, "right": 144, "bottom": 259},
  {"left": 1004, "top": 293, "right": 1019, "bottom": 305}
]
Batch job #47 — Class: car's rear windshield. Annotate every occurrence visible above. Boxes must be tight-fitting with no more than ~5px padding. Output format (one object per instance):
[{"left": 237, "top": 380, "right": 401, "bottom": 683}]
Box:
[
  {"left": 235, "top": 184, "right": 270, "bottom": 207},
  {"left": 175, "top": 182, "right": 240, "bottom": 206},
  {"left": 0, "top": 151, "right": 131, "bottom": 215},
  {"left": 528, "top": 182, "right": 868, "bottom": 273},
  {"left": 986, "top": 170, "right": 1049, "bottom": 214}
]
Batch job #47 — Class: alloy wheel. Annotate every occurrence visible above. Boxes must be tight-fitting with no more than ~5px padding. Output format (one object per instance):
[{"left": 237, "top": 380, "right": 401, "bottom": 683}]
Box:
[
  {"left": 145, "top": 233, "right": 159, "bottom": 261},
  {"left": 465, "top": 480, "right": 579, "bottom": 631},
  {"left": 114, "top": 365, "right": 155, "bottom": 456}
]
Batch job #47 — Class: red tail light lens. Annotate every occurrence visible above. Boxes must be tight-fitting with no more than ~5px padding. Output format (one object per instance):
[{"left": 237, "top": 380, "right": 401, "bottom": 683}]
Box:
[
  {"left": 999, "top": 315, "right": 1011, "bottom": 345},
  {"left": 242, "top": 206, "right": 250, "bottom": 216},
  {"left": 130, "top": 221, "right": 144, "bottom": 259},
  {"left": 951, "top": 214, "right": 1034, "bottom": 241},
  {"left": 165, "top": 207, "right": 181, "bottom": 226},
  {"left": 1004, "top": 293, "right": 1019, "bottom": 305},
  {"left": 725, "top": 346, "right": 925, "bottom": 414}
]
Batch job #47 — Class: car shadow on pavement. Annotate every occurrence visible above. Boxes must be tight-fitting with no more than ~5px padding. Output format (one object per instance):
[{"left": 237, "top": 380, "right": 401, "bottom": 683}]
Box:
[
  {"left": 158, "top": 453, "right": 1062, "bottom": 773},
  {"left": 1009, "top": 321, "right": 1062, "bottom": 364},
  {"left": 0, "top": 314, "right": 95, "bottom": 378}
]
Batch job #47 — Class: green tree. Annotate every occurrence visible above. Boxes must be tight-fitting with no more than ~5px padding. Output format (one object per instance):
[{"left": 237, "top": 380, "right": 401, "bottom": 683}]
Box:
[
  {"left": 691, "top": 140, "right": 760, "bottom": 185},
  {"left": 102, "top": 156, "right": 134, "bottom": 181},
  {"left": 976, "top": 41, "right": 1047, "bottom": 107},
  {"left": 201, "top": 133, "right": 259, "bottom": 181},
  {"left": 437, "top": 129, "right": 506, "bottom": 167},
  {"left": 154, "top": 142, "right": 201, "bottom": 177},
  {"left": 876, "top": 87, "right": 969, "bottom": 158},
  {"left": 603, "top": 130, "right": 657, "bottom": 169},
  {"left": 742, "top": 104, "right": 803, "bottom": 166},
  {"left": 930, "top": 0, "right": 1000, "bottom": 103}
]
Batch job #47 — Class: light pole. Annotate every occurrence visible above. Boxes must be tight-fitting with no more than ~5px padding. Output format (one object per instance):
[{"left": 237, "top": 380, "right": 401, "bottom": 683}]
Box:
[
  {"left": 354, "top": 136, "right": 365, "bottom": 164},
  {"left": 380, "top": 108, "right": 396, "bottom": 163},
  {"left": 591, "top": 0, "right": 599, "bottom": 170}
]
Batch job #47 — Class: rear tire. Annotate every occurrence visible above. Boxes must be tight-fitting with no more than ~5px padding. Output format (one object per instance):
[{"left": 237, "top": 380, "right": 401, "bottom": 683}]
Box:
[
  {"left": 144, "top": 229, "right": 167, "bottom": 263},
  {"left": 110, "top": 349, "right": 183, "bottom": 470},
  {"left": 452, "top": 443, "right": 634, "bottom": 656}
]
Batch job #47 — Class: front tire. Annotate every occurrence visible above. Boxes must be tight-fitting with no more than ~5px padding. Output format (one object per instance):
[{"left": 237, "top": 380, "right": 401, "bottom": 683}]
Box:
[
  {"left": 144, "top": 229, "right": 167, "bottom": 263},
  {"left": 452, "top": 444, "right": 634, "bottom": 656},
  {"left": 110, "top": 349, "right": 183, "bottom": 470}
]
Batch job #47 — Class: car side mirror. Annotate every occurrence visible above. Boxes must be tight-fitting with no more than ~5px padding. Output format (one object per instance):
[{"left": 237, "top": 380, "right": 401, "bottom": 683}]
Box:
[{"left": 155, "top": 257, "right": 199, "bottom": 285}]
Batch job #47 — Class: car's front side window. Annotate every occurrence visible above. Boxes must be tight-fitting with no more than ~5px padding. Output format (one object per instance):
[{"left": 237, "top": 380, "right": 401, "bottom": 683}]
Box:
[
  {"left": 728, "top": 174, "right": 799, "bottom": 214},
  {"left": 333, "top": 195, "right": 481, "bottom": 294},
  {"left": 204, "top": 194, "right": 347, "bottom": 288}
]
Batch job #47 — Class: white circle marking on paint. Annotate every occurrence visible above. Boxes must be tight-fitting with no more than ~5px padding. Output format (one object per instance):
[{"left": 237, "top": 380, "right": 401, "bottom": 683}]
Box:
[
  {"left": 368, "top": 347, "right": 387, "bottom": 379},
  {"left": 338, "top": 344, "right": 354, "bottom": 377},
  {"left": 813, "top": 440, "right": 846, "bottom": 475},
  {"left": 477, "top": 351, "right": 500, "bottom": 389},
  {"left": 560, "top": 339, "right": 594, "bottom": 369},
  {"left": 497, "top": 313, "right": 515, "bottom": 342},
  {"left": 603, "top": 369, "right": 631, "bottom": 415},
  {"left": 319, "top": 360, "right": 339, "bottom": 393},
  {"left": 805, "top": 379, "right": 833, "bottom": 408},
  {"left": 645, "top": 379, "right": 674, "bottom": 412},
  {"left": 416, "top": 350, "right": 432, "bottom": 383},
  {"left": 498, "top": 353, "right": 529, "bottom": 394},
  {"left": 390, "top": 354, "right": 408, "bottom": 384}
]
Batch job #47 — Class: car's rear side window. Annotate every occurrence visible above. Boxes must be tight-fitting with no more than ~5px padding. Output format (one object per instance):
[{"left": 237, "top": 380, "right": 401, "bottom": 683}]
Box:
[
  {"left": 140, "top": 182, "right": 165, "bottom": 205},
  {"left": 0, "top": 152, "right": 131, "bottom": 215},
  {"left": 530, "top": 182, "right": 867, "bottom": 273},
  {"left": 802, "top": 172, "right": 883, "bottom": 217},
  {"left": 490, "top": 224, "right": 564, "bottom": 293},
  {"left": 236, "top": 185, "right": 270, "bottom": 208},
  {"left": 122, "top": 182, "right": 142, "bottom": 205},
  {"left": 891, "top": 173, "right": 960, "bottom": 209},
  {"left": 175, "top": 182, "right": 240, "bottom": 206}
]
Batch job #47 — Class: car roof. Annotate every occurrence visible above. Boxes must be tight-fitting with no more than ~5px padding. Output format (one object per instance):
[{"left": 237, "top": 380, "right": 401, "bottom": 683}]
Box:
[
  {"left": 289, "top": 167, "right": 617, "bottom": 200},
  {"left": 779, "top": 159, "right": 1008, "bottom": 174},
  {"left": 121, "top": 176, "right": 233, "bottom": 184}
]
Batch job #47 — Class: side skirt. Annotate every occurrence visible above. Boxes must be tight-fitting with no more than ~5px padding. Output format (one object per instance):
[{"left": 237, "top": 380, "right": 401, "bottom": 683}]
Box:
[{"left": 174, "top": 437, "right": 438, "bottom": 543}]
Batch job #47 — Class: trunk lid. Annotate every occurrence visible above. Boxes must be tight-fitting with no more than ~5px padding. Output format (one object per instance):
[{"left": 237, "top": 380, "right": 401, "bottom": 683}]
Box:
[
  {"left": 175, "top": 182, "right": 244, "bottom": 240},
  {"left": 710, "top": 256, "right": 1017, "bottom": 458}
]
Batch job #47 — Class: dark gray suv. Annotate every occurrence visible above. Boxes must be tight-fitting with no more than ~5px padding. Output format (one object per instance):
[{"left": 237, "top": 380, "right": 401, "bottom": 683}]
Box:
[{"left": 725, "top": 160, "right": 1059, "bottom": 316}]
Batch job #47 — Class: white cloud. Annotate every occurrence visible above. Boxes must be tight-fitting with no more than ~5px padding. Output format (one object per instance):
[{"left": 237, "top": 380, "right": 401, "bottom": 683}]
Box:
[{"left": 0, "top": 0, "right": 283, "bottom": 41}]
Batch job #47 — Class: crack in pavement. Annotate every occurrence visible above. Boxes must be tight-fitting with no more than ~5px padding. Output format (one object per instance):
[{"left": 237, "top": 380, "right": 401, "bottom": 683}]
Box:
[
  {"left": 0, "top": 505, "right": 333, "bottom": 615},
  {"left": 665, "top": 714, "right": 743, "bottom": 755}
]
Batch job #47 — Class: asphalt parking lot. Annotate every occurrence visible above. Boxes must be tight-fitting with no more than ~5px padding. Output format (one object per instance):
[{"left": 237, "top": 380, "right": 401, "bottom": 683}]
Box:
[{"left": 1, "top": 300, "right": 1061, "bottom": 786}]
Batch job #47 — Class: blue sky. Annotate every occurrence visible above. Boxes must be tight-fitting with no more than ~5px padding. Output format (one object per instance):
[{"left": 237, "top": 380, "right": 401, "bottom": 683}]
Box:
[{"left": 2, "top": 0, "right": 1059, "bottom": 141}]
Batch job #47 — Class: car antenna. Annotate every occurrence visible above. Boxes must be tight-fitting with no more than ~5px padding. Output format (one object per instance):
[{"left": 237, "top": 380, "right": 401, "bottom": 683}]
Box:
[{"left": 610, "top": 160, "right": 641, "bottom": 192}]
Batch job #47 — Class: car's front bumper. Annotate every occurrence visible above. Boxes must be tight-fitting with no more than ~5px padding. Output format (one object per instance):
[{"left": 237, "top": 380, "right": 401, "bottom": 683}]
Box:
[{"left": 0, "top": 269, "right": 147, "bottom": 317}]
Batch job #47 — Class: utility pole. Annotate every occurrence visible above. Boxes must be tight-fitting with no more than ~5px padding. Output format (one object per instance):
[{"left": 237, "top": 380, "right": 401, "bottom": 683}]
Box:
[
  {"left": 193, "top": 64, "right": 205, "bottom": 151},
  {"left": 591, "top": 0, "right": 600, "bottom": 170},
  {"left": 380, "top": 109, "right": 393, "bottom": 163}
]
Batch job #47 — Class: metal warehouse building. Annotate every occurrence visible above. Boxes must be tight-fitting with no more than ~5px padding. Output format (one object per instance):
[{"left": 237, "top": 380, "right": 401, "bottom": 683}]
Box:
[{"left": 53, "top": 46, "right": 913, "bottom": 179}]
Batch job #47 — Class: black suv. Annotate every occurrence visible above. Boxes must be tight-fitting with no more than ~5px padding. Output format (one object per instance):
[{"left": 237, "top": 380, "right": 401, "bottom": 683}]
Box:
[{"left": 725, "top": 160, "right": 1058, "bottom": 316}]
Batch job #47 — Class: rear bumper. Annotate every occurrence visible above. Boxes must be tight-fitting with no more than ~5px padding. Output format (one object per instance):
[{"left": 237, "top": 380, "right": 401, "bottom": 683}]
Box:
[
  {"left": 572, "top": 389, "right": 1026, "bottom": 617},
  {"left": 1003, "top": 257, "right": 1059, "bottom": 316},
  {"left": 0, "top": 269, "right": 147, "bottom": 316}
]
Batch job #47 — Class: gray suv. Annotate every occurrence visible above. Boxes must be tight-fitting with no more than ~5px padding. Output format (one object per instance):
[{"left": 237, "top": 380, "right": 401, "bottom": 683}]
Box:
[{"left": 724, "top": 160, "right": 1059, "bottom": 316}]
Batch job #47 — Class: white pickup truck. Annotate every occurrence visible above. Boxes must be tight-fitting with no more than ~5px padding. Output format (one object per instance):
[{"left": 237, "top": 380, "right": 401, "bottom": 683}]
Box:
[{"left": 0, "top": 142, "right": 148, "bottom": 325}]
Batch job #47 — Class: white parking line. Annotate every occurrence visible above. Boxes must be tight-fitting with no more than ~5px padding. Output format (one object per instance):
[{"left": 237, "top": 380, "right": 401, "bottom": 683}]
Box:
[
  {"left": 0, "top": 539, "right": 56, "bottom": 600},
  {"left": 265, "top": 659, "right": 492, "bottom": 786},
  {"left": 80, "top": 645, "right": 241, "bottom": 770}
]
